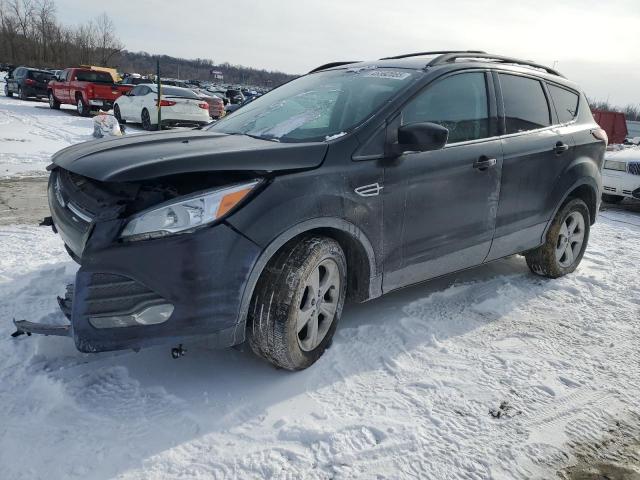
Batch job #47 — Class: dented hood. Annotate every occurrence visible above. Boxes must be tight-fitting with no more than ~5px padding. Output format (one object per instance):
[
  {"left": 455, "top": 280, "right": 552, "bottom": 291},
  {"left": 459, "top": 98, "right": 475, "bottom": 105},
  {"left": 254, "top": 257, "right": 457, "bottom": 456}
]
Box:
[{"left": 51, "top": 130, "right": 328, "bottom": 182}]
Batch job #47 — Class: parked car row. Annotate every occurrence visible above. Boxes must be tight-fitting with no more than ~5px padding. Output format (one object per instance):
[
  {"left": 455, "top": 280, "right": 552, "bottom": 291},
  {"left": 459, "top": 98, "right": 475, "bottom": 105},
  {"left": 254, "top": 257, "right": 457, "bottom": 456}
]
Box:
[{"left": 3, "top": 65, "right": 235, "bottom": 125}]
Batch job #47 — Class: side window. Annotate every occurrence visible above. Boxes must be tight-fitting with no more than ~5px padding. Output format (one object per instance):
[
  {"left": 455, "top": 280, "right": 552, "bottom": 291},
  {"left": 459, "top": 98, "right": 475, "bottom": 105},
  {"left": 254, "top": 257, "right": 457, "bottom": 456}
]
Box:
[
  {"left": 141, "top": 86, "right": 152, "bottom": 95},
  {"left": 130, "top": 86, "right": 142, "bottom": 96},
  {"left": 547, "top": 84, "right": 579, "bottom": 124},
  {"left": 402, "top": 72, "right": 489, "bottom": 144},
  {"left": 499, "top": 74, "right": 550, "bottom": 134}
]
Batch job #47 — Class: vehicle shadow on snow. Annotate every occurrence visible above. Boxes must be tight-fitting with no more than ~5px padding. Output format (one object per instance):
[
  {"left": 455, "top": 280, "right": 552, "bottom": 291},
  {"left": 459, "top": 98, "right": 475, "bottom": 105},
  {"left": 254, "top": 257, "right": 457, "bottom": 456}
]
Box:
[{"left": 2, "top": 252, "right": 563, "bottom": 478}]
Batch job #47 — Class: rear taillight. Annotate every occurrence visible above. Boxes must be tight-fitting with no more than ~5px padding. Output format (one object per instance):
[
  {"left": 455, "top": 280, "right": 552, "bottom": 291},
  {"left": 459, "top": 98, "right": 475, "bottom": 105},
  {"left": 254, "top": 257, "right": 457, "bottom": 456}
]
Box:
[
  {"left": 25, "top": 78, "right": 35, "bottom": 85},
  {"left": 156, "top": 100, "right": 176, "bottom": 107},
  {"left": 592, "top": 128, "right": 608, "bottom": 146},
  {"left": 198, "top": 102, "right": 209, "bottom": 110}
]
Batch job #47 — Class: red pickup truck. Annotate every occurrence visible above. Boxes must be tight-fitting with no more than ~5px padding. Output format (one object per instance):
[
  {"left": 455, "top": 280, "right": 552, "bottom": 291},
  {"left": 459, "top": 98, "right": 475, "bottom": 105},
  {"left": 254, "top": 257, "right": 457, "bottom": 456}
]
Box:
[{"left": 47, "top": 68, "right": 133, "bottom": 116}]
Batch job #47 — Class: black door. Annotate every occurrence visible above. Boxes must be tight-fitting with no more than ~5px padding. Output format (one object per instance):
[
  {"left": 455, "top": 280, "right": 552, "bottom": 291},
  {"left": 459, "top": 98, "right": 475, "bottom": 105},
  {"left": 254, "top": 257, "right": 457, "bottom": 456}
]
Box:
[
  {"left": 383, "top": 71, "right": 503, "bottom": 291},
  {"left": 486, "top": 73, "right": 572, "bottom": 261}
]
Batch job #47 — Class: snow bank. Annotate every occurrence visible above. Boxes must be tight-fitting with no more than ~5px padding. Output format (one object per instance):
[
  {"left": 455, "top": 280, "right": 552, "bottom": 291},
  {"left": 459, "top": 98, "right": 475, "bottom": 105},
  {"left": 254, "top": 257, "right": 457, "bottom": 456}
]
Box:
[{"left": 1, "top": 211, "right": 639, "bottom": 479}]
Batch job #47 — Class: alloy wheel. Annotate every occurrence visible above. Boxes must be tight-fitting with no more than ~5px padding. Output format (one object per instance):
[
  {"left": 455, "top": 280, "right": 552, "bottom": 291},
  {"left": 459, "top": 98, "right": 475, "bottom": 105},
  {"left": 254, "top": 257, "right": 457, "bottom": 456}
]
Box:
[
  {"left": 555, "top": 211, "right": 585, "bottom": 268},
  {"left": 141, "top": 109, "right": 151, "bottom": 130},
  {"left": 296, "top": 258, "right": 341, "bottom": 352}
]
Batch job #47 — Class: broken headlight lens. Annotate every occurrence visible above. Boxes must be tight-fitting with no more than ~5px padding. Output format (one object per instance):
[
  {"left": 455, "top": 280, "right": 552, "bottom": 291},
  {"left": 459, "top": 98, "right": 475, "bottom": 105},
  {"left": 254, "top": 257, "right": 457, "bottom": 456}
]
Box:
[{"left": 121, "top": 180, "right": 259, "bottom": 240}]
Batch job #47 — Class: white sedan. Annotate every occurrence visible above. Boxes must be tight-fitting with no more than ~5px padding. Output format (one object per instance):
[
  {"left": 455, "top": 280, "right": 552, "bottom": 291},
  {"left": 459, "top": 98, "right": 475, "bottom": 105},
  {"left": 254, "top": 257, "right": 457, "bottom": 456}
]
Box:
[
  {"left": 114, "top": 84, "right": 211, "bottom": 130},
  {"left": 602, "top": 145, "right": 640, "bottom": 203}
]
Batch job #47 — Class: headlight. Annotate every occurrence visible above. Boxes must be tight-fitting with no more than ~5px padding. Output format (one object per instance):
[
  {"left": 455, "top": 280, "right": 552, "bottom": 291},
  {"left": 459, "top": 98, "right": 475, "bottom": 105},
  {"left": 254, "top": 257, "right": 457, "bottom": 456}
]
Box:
[
  {"left": 604, "top": 160, "right": 627, "bottom": 172},
  {"left": 121, "top": 180, "right": 259, "bottom": 240}
]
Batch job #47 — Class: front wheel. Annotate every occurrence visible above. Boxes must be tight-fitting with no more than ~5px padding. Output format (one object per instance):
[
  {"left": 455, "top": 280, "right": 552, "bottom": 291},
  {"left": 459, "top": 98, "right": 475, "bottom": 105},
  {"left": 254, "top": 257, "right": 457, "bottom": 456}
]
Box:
[
  {"left": 247, "top": 236, "right": 347, "bottom": 370},
  {"left": 4, "top": 83, "right": 12, "bottom": 97},
  {"left": 48, "top": 92, "right": 60, "bottom": 109},
  {"left": 525, "top": 198, "right": 590, "bottom": 278}
]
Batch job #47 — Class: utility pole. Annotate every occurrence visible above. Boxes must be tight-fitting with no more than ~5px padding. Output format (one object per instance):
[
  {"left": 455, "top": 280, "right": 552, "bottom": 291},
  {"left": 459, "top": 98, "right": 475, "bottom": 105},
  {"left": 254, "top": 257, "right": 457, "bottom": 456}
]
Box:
[{"left": 157, "top": 59, "right": 162, "bottom": 128}]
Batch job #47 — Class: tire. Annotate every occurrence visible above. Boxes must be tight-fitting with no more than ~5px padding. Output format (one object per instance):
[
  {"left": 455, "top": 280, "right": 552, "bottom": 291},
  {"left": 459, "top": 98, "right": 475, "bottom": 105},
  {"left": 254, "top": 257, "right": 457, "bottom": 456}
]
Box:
[
  {"left": 48, "top": 91, "right": 60, "bottom": 109},
  {"left": 247, "top": 236, "right": 347, "bottom": 370},
  {"left": 113, "top": 104, "right": 125, "bottom": 124},
  {"left": 141, "top": 108, "right": 156, "bottom": 130},
  {"left": 76, "top": 96, "right": 89, "bottom": 116},
  {"left": 602, "top": 193, "right": 624, "bottom": 204},
  {"left": 525, "top": 198, "right": 590, "bottom": 278},
  {"left": 4, "top": 83, "right": 12, "bottom": 97},
  {"left": 18, "top": 86, "right": 27, "bottom": 100}
]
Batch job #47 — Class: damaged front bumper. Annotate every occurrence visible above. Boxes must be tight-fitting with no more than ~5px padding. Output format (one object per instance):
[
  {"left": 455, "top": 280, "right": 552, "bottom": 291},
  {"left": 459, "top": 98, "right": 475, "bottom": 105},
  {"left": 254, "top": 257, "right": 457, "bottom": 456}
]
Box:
[
  {"left": 15, "top": 221, "right": 261, "bottom": 352},
  {"left": 14, "top": 170, "right": 262, "bottom": 352}
]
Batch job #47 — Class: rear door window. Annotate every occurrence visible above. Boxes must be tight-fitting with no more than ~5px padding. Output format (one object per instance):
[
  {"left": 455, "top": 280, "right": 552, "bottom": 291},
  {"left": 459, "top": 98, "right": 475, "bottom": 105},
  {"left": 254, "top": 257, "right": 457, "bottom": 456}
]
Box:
[
  {"left": 499, "top": 74, "right": 550, "bottom": 134},
  {"left": 402, "top": 72, "right": 490, "bottom": 143},
  {"left": 547, "top": 84, "right": 579, "bottom": 124}
]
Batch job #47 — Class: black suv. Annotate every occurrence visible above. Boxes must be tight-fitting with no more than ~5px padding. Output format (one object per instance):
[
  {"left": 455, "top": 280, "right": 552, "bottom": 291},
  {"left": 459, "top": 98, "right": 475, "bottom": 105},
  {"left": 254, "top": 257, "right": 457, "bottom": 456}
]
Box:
[
  {"left": 16, "top": 51, "right": 606, "bottom": 370},
  {"left": 4, "top": 66, "right": 55, "bottom": 100}
]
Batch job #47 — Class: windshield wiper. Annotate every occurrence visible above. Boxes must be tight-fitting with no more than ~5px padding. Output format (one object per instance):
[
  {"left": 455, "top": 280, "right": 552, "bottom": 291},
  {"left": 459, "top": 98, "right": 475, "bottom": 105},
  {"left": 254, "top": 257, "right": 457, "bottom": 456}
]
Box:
[{"left": 226, "top": 132, "right": 280, "bottom": 142}]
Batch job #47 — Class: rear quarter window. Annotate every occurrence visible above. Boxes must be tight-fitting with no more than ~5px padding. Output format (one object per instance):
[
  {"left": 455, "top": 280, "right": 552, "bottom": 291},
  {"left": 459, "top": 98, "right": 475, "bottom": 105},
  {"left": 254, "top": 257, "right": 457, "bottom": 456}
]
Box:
[
  {"left": 499, "top": 73, "right": 551, "bottom": 134},
  {"left": 547, "top": 84, "right": 579, "bottom": 124}
]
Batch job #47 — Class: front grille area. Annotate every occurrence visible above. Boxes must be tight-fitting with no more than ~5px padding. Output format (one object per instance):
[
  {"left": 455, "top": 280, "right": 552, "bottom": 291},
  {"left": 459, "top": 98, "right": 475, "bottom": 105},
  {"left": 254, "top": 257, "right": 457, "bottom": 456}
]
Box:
[
  {"left": 86, "top": 273, "right": 165, "bottom": 317},
  {"left": 48, "top": 170, "right": 93, "bottom": 258},
  {"left": 629, "top": 162, "right": 640, "bottom": 176},
  {"left": 603, "top": 186, "right": 616, "bottom": 192}
]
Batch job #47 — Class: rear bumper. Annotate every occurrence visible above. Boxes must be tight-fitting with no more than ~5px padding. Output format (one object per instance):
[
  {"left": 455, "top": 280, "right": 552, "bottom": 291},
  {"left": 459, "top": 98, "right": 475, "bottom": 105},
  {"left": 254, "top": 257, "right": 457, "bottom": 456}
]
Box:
[{"left": 88, "top": 99, "right": 114, "bottom": 109}]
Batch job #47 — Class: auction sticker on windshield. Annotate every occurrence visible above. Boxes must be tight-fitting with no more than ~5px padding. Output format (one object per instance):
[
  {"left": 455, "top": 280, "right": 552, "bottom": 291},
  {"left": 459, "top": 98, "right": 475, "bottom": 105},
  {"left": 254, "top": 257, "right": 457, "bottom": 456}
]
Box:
[{"left": 364, "top": 70, "right": 411, "bottom": 80}]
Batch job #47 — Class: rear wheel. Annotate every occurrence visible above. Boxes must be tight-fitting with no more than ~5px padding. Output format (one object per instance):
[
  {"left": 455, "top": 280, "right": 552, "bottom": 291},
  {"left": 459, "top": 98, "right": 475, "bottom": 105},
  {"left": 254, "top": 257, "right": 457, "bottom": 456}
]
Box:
[
  {"left": 4, "top": 83, "right": 12, "bottom": 97},
  {"left": 141, "top": 108, "right": 156, "bottom": 130},
  {"left": 113, "top": 104, "right": 125, "bottom": 124},
  {"left": 18, "top": 87, "right": 27, "bottom": 100},
  {"left": 602, "top": 193, "right": 624, "bottom": 204},
  {"left": 525, "top": 198, "right": 590, "bottom": 278},
  {"left": 247, "top": 236, "right": 347, "bottom": 370},
  {"left": 48, "top": 91, "right": 60, "bottom": 109},
  {"left": 76, "top": 96, "right": 90, "bottom": 116}
]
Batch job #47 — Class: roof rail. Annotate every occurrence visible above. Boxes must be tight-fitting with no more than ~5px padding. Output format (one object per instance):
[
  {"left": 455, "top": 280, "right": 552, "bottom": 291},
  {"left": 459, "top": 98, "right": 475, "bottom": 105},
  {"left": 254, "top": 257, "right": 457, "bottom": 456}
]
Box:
[
  {"left": 309, "top": 61, "right": 361, "bottom": 73},
  {"left": 380, "top": 50, "right": 486, "bottom": 60},
  {"left": 427, "top": 52, "right": 564, "bottom": 77}
]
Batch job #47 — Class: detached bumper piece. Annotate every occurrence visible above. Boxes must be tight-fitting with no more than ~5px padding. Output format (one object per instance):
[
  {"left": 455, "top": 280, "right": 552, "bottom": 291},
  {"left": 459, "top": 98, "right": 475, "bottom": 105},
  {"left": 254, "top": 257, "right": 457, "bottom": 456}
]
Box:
[{"left": 12, "top": 319, "right": 71, "bottom": 337}]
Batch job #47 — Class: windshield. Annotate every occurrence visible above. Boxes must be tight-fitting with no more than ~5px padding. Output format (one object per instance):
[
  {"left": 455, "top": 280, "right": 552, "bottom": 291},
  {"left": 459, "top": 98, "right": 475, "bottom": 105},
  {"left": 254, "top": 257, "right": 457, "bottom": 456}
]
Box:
[{"left": 208, "top": 67, "right": 418, "bottom": 142}]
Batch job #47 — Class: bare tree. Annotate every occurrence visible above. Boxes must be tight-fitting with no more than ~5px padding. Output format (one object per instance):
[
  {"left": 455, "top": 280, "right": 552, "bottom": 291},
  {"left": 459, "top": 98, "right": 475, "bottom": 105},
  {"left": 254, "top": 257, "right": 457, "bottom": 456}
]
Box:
[{"left": 94, "top": 13, "right": 123, "bottom": 66}]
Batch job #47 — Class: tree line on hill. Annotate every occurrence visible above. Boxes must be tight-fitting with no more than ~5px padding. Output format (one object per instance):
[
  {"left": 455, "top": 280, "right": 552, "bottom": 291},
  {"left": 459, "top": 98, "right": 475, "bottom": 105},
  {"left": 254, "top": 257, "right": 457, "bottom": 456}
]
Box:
[{"left": 0, "top": 0, "right": 296, "bottom": 87}]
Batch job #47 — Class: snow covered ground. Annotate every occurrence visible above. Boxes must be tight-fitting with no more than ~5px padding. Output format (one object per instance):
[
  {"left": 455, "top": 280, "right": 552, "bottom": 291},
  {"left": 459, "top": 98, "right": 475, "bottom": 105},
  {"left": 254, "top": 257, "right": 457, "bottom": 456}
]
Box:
[
  {"left": 1, "top": 213, "right": 639, "bottom": 479},
  {"left": 1, "top": 84, "right": 640, "bottom": 479},
  {"left": 0, "top": 83, "right": 94, "bottom": 178}
]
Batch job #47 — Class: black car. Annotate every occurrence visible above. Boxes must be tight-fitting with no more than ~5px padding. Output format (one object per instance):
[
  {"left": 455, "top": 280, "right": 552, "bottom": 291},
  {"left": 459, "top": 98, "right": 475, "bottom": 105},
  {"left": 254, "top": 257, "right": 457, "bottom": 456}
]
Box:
[
  {"left": 4, "top": 66, "right": 55, "bottom": 100},
  {"left": 16, "top": 51, "right": 606, "bottom": 370},
  {"left": 225, "top": 88, "right": 245, "bottom": 104}
]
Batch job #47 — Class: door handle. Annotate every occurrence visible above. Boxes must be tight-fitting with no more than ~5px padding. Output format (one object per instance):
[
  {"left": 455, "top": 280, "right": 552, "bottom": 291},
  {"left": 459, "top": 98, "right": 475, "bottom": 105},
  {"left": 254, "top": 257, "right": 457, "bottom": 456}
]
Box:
[
  {"left": 473, "top": 157, "right": 497, "bottom": 171},
  {"left": 555, "top": 142, "right": 569, "bottom": 154}
]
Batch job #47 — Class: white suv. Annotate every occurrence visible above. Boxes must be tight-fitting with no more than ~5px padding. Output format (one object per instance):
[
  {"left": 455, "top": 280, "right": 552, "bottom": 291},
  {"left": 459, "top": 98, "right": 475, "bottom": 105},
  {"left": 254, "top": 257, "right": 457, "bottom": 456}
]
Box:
[{"left": 602, "top": 145, "right": 640, "bottom": 203}]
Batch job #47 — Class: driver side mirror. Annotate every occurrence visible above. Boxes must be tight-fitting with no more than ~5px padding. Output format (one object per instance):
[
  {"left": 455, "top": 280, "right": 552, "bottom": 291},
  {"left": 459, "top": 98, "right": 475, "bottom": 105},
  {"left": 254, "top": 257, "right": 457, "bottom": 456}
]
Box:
[{"left": 389, "top": 122, "right": 449, "bottom": 156}]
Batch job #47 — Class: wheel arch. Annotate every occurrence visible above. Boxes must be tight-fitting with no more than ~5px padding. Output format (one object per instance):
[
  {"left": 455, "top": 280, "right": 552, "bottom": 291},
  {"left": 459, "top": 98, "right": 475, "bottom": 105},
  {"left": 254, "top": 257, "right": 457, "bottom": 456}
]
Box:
[
  {"left": 542, "top": 177, "right": 599, "bottom": 242},
  {"left": 234, "top": 217, "right": 382, "bottom": 342}
]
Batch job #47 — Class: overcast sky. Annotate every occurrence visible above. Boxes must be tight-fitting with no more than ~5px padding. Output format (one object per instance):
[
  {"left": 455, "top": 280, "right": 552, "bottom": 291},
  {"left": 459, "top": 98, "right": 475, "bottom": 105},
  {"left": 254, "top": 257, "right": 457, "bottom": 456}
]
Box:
[{"left": 57, "top": 0, "right": 640, "bottom": 107}]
